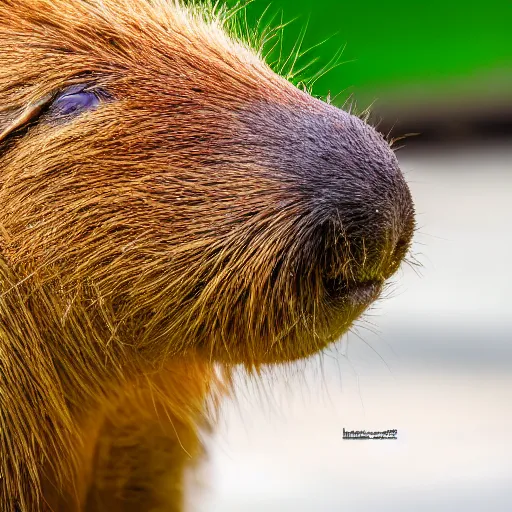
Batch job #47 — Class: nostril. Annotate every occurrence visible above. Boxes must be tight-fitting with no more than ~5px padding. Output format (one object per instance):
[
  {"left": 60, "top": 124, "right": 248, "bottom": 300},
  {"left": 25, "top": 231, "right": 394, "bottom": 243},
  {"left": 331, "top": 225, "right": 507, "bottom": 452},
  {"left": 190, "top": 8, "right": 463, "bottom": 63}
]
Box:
[
  {"left": 318, "top": 197, "right": 414, "bottom": 286},
  {"left": 384, "top": 236, "right": 409, "bottom": 277},
  {"left": 383, "top": 214, "right": 415, "bottom": 278},
  {"left": 393, "top": 234, "right": 410, "bottom": 261}
]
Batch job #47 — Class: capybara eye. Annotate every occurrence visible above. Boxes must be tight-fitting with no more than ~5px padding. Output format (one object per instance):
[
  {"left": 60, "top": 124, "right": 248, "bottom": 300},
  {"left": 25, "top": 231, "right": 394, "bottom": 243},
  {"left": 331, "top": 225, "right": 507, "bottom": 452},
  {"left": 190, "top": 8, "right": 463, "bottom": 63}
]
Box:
[{"left": 50, "top": 87, "right": 101, "bottom": 117}]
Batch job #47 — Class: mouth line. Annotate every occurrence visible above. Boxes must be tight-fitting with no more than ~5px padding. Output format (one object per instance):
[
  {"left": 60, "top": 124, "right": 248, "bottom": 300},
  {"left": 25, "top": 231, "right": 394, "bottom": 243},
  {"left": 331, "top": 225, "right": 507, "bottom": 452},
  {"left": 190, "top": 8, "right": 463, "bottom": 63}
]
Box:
[{"left": 324, "top": 277, "right": 383, "bottom": 306}]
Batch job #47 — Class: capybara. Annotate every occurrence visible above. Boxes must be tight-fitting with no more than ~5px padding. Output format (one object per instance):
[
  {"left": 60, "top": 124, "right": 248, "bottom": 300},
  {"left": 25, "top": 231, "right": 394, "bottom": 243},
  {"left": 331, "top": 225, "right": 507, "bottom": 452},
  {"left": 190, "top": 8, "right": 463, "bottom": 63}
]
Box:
[{"left": 0, "top": 0, "right": 415, "bottom": 510}]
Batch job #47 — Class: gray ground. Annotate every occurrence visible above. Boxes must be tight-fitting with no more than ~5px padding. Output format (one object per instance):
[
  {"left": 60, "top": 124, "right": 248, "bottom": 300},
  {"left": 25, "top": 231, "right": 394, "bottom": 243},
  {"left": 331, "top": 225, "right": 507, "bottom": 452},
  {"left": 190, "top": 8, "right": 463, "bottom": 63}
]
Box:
[{"left": 198, "top": 142, "right": 512, "bottom": 512}]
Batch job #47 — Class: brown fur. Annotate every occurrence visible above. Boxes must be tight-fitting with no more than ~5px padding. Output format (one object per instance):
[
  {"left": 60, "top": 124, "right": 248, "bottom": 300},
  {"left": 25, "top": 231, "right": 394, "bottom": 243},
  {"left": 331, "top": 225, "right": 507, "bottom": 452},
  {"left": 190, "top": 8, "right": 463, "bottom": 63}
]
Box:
[{"left": 0, "top": 1, "right": 414, "bottom": 510}]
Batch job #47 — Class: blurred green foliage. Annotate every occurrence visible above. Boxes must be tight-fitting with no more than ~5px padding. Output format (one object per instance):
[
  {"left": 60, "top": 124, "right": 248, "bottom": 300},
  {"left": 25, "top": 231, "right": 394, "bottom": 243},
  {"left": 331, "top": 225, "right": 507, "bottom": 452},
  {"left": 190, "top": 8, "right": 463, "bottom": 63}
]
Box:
[{"left": 227, "top": 0, "right": 512, "bottom": 106}]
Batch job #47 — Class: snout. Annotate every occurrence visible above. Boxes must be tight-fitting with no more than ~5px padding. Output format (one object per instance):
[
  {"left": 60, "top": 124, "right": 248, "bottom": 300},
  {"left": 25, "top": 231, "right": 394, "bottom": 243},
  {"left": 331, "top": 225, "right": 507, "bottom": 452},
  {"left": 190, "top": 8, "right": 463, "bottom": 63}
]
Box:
[
  {"left": 306, "top": 107, "right": 415, "bottom": 309},
  {"left": 242, "top": 95, "right": 415, "bottom": 303},
  {"left": 201, "top": 93, "right": 415, "bottom": 363},
  {"left": 314, "top": 109, "right": 415, "bottom": 301}
]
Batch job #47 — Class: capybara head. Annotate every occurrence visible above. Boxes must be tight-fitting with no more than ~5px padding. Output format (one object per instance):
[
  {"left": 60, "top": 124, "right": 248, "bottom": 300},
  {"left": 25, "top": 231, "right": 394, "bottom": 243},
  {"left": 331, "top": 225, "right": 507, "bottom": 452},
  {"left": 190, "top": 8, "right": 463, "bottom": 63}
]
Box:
[
  {"left": 0, "top": 0, "right": 413, "bottom": 367},
  {"left": 0, "top": 1, "right": 415, "bottom": 509}
]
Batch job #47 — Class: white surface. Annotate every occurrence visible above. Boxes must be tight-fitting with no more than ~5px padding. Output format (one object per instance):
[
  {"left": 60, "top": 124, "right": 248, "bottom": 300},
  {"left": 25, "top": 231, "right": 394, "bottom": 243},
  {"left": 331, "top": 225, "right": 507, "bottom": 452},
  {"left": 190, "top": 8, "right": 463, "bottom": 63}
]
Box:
[{"left": 200, "top": 143, "right": 512, "bottom": 512}]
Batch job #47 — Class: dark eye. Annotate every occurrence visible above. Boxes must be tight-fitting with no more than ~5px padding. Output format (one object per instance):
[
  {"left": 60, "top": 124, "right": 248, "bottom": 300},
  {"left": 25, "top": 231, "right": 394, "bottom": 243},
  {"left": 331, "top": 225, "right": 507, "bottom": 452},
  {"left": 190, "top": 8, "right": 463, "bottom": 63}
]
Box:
[{"left": 50, "top": 87, "right": 102, "bottom": 117}]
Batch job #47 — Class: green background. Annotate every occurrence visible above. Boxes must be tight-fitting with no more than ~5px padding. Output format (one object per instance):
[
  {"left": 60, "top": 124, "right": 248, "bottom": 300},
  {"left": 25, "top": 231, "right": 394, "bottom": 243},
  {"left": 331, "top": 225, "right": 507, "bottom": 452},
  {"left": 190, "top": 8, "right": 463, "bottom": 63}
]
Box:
[{"left": 227, "top": 0, "right": 511, "bottom": 109}]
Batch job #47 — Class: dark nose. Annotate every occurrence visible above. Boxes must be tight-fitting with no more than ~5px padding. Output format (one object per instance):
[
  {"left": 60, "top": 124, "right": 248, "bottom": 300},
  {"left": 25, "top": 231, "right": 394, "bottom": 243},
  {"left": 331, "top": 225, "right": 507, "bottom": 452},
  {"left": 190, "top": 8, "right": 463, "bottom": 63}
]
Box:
[
  {"left": 309, "top": 110, "right": 415, "bottom": 285},
  {"left": 240, "top": 97, "right": 414, "bottom": 285}
]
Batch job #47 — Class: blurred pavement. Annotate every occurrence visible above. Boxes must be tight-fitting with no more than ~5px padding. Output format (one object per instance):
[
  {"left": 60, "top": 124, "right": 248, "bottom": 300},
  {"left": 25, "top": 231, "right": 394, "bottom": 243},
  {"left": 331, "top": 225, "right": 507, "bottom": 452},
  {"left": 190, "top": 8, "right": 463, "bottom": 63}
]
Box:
[{"left": 198, "top": 142, "right": 512, "bottom": 512}]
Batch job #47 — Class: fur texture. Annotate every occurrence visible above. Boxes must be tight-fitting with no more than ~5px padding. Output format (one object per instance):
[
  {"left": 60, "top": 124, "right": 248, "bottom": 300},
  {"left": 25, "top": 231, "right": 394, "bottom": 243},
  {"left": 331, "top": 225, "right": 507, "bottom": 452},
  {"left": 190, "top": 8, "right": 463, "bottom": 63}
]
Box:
[{"left": 0, "top": 1, "right": 414, "bottom": 510}]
